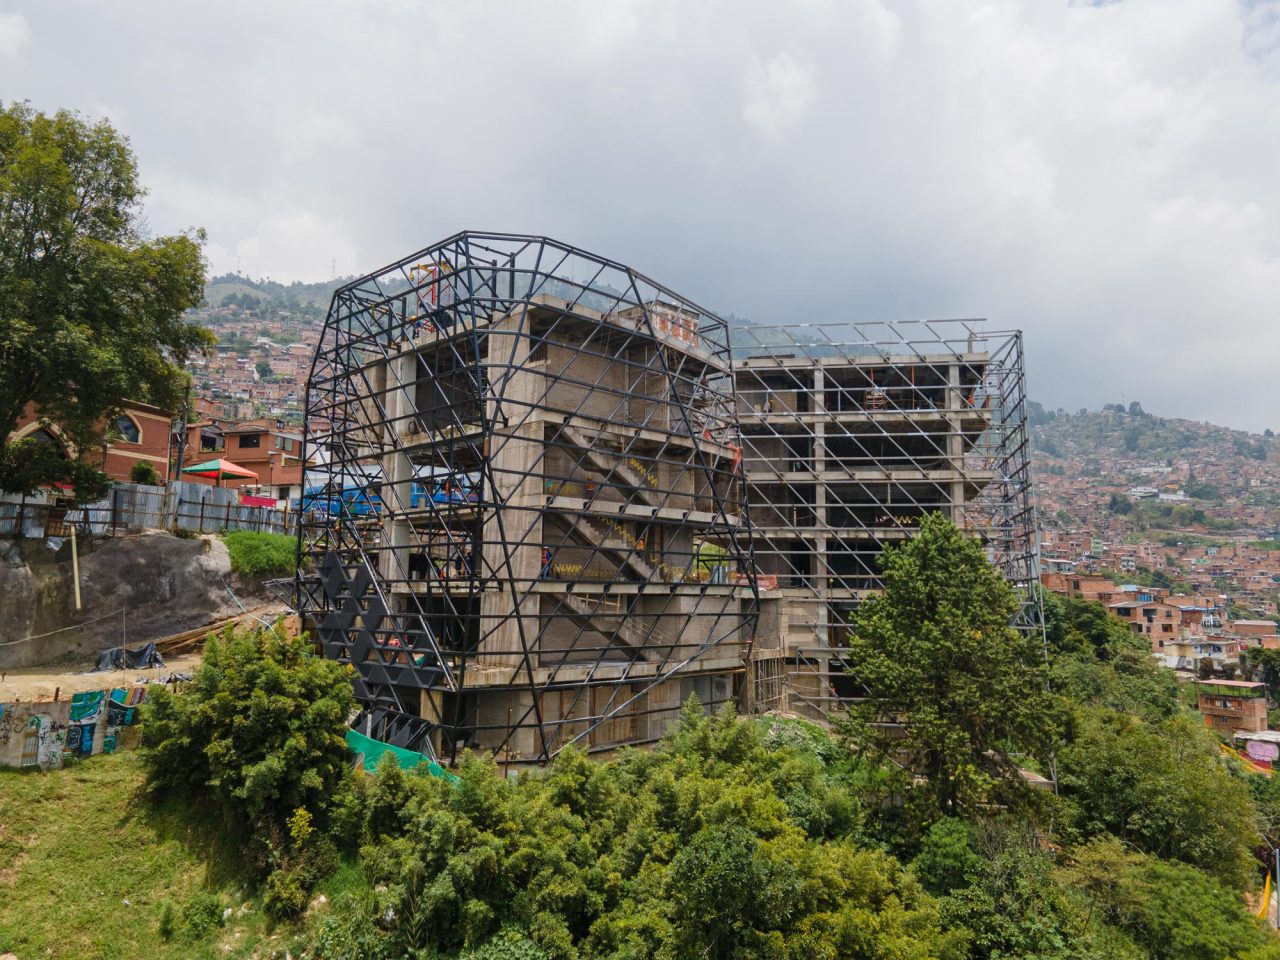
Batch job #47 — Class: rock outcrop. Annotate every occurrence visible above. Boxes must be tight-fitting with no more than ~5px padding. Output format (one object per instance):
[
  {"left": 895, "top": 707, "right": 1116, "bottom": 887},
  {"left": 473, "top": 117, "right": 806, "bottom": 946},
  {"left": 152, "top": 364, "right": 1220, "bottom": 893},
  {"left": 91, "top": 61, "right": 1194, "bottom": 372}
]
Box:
[{"left": 0, "top": 532, "right": 272, "bottom": 669}]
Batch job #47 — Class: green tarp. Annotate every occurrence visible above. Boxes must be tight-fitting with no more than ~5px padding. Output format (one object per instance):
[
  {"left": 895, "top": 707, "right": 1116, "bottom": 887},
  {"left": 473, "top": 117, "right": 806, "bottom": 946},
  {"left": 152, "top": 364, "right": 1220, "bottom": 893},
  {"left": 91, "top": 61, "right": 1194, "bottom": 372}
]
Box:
[{"left": 346, "top": 729, "right": 457, "bottom": 782}]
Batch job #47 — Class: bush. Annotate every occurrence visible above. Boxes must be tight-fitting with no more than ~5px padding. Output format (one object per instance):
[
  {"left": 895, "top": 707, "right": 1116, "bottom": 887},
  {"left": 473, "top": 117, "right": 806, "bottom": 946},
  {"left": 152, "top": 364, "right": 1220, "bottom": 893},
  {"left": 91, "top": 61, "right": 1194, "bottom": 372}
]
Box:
[
  {"left": 1057, "top": 708, "right": 1260, "bottom": 889},
  {"left": 128, "top": 460, "right": 161, "bottom": 486},
  {"left": 220, "top": 529, "right": 297, "bottom": 578},
  {"left": 1063, "top": 837, "right": 1269, "bottom": 960},
  {"left": 913, "top": 818, "right": 983, "bottom": 895},
  {"left": 180, "top": 891, "right": 224, "bottom": 941},
  {"left": 460, "top": 928, "right": 550, "bottom": 960},
  {"left": 157, "top": 901, "right": 177, "bottom": 941},
  {"left": 263, "top": 866, "right": 309, "bottom": 920},
  {"left": 309, "top": 891, "right": 391, "bottom": 960},
  {"left": 142, "top": 623, "right": 355, "bottom": 883},
  {"left": 936, "top": 829, "right": 1133, "bottom": 959},
  {"left": 354, "top": 703, "right": 956, "bottom": 960}
]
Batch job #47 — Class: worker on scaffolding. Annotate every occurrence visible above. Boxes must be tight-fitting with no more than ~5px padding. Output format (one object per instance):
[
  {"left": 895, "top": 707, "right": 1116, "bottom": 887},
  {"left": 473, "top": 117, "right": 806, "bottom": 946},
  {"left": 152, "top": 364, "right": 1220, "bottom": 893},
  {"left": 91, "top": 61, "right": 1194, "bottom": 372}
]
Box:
[{"left": 458, "top": 538, "right": 474, "bottom": 579}]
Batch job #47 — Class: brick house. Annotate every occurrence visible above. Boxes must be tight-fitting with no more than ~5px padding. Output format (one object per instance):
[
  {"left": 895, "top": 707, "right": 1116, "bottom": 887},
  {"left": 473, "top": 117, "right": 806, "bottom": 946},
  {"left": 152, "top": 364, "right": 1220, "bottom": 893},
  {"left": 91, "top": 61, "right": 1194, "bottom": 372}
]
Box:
[
  {"left": 1108, "top": 598, "right": 1185, "bottom": 641},
  {"left": 1231, "top": 620, "right": 1280, "bottom": 649},
  {"left": 8, "top": 400, "right": 174, "bottom": 485},
  {"left": 1195, "top": 679, "right": 1268, "bottom": 735},
  {"left": 1040, "top": 572, "right": 1118, "bottom": 604},
  {"left": 182, "top": 419, "right": 308, "bottom": 504}
]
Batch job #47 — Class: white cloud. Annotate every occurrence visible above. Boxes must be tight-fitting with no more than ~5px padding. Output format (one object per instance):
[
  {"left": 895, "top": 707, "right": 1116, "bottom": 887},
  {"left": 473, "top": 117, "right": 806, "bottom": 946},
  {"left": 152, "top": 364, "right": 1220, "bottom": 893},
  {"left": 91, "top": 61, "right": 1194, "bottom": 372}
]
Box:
[
  {"left": 0, "top": 12, "right": 30, "bottom": 58},
  {"left": 1, "top": 0, "right": 1278, "bottom": 430},
  {"left": 743, "top": 53, "right": 818, "bottom": 140}
]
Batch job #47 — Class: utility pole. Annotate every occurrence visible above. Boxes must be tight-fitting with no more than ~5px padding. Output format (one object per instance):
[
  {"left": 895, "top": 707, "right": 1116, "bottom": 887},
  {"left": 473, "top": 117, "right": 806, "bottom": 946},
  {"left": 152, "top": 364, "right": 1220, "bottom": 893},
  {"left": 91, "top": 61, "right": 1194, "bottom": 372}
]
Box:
[{"left": 172, "top": 385, "right": 191, "bottom": 481}]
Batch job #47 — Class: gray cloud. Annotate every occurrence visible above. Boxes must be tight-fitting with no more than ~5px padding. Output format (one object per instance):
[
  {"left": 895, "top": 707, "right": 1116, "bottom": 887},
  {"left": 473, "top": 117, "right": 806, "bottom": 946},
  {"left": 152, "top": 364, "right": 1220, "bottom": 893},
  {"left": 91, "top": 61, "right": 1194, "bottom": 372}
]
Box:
[{"left": 2, "top": 0, "right": 1277, "bottom": 430}]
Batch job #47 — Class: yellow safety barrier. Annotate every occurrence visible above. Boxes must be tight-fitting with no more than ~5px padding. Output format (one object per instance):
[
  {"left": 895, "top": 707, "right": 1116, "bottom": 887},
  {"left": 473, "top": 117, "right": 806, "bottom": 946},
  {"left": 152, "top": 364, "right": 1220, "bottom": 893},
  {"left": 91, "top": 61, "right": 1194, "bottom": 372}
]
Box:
[{"left": 1219, "top": 742, "right": 1273, "bottom": 777}]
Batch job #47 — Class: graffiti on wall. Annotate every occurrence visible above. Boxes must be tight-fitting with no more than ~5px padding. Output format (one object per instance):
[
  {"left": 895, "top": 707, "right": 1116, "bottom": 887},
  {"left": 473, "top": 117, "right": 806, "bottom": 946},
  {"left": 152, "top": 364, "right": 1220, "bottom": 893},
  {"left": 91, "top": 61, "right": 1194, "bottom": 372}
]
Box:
[
  {"left": 0, "top": 685, "right": 148, "bottom": 770},
  {"left": 33, "top": 713, "right": 67, "bottom": 768},
  {"left": 103, "top": 687, "right": 146, "bottom": 753}
]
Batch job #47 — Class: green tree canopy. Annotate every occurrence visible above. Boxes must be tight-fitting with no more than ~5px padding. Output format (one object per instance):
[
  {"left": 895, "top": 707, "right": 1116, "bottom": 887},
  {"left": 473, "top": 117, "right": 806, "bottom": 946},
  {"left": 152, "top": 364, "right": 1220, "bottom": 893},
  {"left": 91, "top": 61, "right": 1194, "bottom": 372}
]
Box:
[
  {"left": 353, "top": 703, "right": 963, "bottom": 960},
  {"left": 142, "top": 623, "right": 354, "bottom": 885},
  {"left": 1056, "top": 709, "right": 1259, "bottom": 889},
  {"left": 0, "top": 101, "right": 212, "bottom": 496},
  {"left": 843, "top": 512, "right": 1062, "bottom": 820}
]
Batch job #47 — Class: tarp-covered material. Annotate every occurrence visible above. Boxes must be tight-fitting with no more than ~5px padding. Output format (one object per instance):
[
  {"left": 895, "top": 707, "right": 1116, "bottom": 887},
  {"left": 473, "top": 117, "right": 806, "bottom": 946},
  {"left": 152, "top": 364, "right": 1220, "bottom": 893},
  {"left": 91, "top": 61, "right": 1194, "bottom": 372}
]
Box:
[
  {"left": 346, "top": 729, "right": 457, "bottom": 782},
  {"left": 91, "top": 642, "right": 165, "bottom": 672}
]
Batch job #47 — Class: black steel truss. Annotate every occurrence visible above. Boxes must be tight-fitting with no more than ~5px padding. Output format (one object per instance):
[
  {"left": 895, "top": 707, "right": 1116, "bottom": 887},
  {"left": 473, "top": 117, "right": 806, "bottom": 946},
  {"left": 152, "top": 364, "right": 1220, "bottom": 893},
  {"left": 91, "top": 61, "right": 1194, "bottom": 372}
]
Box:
[
  {"left": 298, "top": 232, "right": 760, "bottom": 765},
  {"left": 297, "top": 233, "right": 1042, "bottom": 757}
]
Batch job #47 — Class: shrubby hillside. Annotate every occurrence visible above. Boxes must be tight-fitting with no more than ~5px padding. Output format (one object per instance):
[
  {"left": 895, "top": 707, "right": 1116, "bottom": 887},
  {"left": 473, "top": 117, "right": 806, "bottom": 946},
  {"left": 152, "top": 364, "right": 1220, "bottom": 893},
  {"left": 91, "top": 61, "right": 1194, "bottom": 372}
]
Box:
[{"left": 5, "top": 517, "right": 1280, "bottom": 960}]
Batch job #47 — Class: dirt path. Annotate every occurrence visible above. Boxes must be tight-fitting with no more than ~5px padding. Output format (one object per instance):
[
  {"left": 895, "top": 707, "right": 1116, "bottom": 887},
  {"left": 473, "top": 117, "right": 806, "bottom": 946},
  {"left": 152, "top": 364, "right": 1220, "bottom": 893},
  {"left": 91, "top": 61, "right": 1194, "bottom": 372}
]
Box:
[
  {"left": 0, "top": 652, "right": 205, "bottom": 702},
  {"left": 0, "top": 605, "right": 293, "bottom": 702}
]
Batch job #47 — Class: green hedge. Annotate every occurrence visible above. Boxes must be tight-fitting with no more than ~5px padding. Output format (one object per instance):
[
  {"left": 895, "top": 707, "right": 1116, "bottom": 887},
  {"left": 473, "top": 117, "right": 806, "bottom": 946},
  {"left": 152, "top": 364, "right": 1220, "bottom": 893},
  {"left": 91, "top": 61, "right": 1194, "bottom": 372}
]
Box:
[{"left": 220, "top": 530, "right": 297, "bottom": 578}]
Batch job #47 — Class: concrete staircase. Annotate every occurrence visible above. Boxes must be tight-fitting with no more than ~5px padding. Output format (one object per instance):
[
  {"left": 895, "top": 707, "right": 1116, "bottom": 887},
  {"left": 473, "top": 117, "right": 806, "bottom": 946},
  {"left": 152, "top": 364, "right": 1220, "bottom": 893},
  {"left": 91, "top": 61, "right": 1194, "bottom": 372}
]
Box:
[
  {"left": 559, "top": 424, "right": 663, "bottom": 508},
  {"left": 564, "top": 511, "right": 656, "bottom": 581},
  {"left": 556, "top": 591, "right": 651, "bottom": 654}
]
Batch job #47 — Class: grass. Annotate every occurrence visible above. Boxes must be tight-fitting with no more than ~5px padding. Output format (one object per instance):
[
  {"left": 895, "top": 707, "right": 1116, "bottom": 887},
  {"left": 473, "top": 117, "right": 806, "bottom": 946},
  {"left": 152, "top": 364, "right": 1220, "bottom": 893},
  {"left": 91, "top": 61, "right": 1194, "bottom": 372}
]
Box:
[
  {"left": 220, "top": 530, "right": 297, "bottom": 579},
  {"left": 0, "top": 752, "right": 250, "bottom": 958},
  {"left": 0, "top": 752, "right": 373, "bottom": 960}
]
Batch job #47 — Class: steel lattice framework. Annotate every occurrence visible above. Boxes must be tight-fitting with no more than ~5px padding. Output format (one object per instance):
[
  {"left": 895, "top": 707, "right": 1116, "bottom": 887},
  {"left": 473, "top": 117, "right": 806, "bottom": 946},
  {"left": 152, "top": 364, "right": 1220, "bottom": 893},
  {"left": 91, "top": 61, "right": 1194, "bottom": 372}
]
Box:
[
  {"left": 297, "top": 232, "right": 758, "bottom": 765},
  {"left": 730, "top": 320, "right": 1042, "bottom": 715}
]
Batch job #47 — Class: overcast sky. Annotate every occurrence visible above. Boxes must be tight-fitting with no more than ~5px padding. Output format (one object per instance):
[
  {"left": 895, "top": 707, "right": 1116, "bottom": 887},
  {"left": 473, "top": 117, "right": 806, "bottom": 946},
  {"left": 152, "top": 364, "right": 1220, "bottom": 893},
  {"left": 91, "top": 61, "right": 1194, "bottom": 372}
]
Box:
[{"left": 2, "top": 1, "right": 1277, "bottom": 430}]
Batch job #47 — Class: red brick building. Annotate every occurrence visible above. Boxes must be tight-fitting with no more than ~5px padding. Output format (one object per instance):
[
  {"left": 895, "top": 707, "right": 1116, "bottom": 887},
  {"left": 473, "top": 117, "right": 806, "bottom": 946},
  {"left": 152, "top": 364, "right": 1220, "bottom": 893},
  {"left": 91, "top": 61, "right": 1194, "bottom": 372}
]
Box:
[
  {"left": 1195, "top": 679, "right": 1268, "bottom": 735},
  {"left": 181, "top": 419, "right": 307, "bottom": 503},
  {"left": 1107, "top": 597, "right": 1184, "bottom": 641},
  {"left": 1231, "top": 620, "right": 1280, "bottom": 649},
  {"left": 1040, "top": 572, "right": 1117, "bottom": 604},
  {"left": 9, "top": 400, "right": 174, "bottom": 484}
]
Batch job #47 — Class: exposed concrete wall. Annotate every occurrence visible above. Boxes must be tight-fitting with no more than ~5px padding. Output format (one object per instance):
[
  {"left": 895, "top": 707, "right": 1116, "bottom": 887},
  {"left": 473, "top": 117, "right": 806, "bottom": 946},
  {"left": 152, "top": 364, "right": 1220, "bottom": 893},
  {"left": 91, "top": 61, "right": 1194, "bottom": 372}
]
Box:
[{"left": 0, "top": 532, "right": 270, "bottom": 669}]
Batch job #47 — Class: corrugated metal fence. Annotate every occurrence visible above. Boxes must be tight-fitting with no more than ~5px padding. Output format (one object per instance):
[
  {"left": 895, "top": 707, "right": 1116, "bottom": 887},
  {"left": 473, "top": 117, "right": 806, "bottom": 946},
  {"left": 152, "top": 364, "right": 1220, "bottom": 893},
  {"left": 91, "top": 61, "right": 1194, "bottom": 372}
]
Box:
[{"left": 0, "top": 481, "right": 290, "bottom": 539}]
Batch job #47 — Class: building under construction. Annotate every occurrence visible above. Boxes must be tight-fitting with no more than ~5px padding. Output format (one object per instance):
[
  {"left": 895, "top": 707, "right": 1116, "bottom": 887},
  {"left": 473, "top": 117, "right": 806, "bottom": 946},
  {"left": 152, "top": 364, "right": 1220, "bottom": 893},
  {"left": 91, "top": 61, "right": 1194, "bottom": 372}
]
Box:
[
  {"left": 297, "top": 232, "right": 757, "bottom": 766},
  {"left": 297, "top": 232, "right": 1039, "bottom": 764},
  {"left": 731, "top": 320, "right": 1040, "bottom": 716}
]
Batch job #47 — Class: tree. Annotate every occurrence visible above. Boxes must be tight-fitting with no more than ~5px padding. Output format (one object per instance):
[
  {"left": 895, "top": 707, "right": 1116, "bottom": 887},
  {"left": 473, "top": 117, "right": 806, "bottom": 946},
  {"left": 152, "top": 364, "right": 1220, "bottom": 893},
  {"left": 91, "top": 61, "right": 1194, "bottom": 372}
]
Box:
[
  {"left": 0, "top": 102, "right": 212, "bottom": 497},
  {"left": 1063, "top": 837, "right": 1268, "bottom": 960},
  {"left": 843, "top": 513, "right": 1062, "bottom": 819},
  {"left": 0, "top": 435, "right": 109, "bottom": 501},
  {"left": 934, "top": 825, "right": 1140, "bottom": 959},
  {"left": 142, "top": 623, "right": 354, "bottom": 891},
  {"left": 1057, "top": 710, "right": 1259, "bottom": 889},
  {"left": 1109, "top": 494, "right": 1133, "bottom": 515},
  {"left": 255, "top": 358, "right": 273, "bottom": 380}
]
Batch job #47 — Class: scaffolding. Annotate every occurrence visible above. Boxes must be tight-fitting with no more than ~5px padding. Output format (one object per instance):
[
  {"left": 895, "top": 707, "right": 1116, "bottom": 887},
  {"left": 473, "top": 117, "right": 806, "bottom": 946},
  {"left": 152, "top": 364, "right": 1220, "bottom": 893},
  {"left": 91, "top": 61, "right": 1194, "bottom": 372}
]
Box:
[
  {"left": 730, "top": 320, "right": 1041, "bottom": 716},
  {"left": 296, "top": 232, "right": 758, "bottom": 766}
]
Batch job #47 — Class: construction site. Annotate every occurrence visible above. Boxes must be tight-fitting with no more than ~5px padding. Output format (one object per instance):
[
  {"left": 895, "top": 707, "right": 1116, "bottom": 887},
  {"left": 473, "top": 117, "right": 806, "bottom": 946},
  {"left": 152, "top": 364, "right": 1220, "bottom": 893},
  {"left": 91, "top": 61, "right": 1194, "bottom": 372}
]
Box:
[
  {"left": 295, "top": 231, "right": 1039, "bottom": 767},
  {"left": 732, "top": 320, "right": 1040, "bottom": 716}
]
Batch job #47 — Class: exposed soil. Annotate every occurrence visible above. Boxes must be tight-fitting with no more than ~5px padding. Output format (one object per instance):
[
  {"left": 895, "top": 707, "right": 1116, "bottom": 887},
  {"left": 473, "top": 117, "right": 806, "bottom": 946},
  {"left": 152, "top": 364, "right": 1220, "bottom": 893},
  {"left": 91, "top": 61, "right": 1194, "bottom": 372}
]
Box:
[{"left": 0, "top": 652, "right": 204, "bottom": 703}]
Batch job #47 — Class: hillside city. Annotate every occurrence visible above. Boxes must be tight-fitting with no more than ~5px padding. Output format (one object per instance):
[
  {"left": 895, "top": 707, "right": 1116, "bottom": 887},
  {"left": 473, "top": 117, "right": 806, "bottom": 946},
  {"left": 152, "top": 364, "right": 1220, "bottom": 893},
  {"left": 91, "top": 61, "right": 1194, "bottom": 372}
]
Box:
[
  {"left": 5, "top": 48, "right": 1280, "bottom": 951},
  {"left": 188, "top": 273, "right": 1280, "bottom": 634}
]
